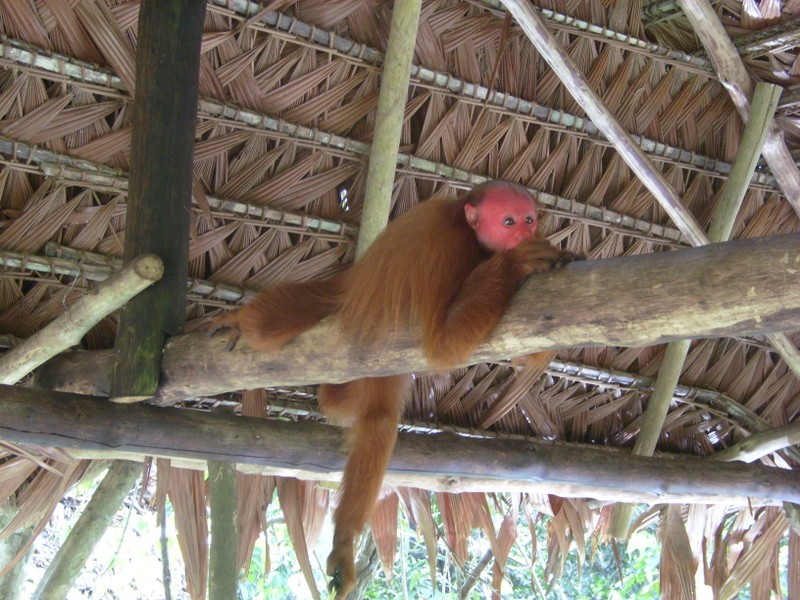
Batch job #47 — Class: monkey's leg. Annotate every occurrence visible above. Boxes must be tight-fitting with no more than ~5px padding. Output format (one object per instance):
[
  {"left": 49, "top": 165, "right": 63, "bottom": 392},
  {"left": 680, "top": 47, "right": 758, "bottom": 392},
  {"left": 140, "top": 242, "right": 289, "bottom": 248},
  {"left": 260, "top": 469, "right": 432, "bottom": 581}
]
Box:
[
  {"left": 206, "top": 310, "right": 242, "bottom": 350},
  {"left": 319, "top": 375, "right": 411, "bottom": 598}
]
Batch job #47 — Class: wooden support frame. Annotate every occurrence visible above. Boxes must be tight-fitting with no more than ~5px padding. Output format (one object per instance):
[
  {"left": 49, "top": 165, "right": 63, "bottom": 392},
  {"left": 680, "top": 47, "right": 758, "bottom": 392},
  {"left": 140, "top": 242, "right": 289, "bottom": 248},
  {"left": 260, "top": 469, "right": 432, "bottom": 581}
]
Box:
[
  {"left": 0, "top": 386, "right": 796, "bottom": 507},
  {"left": 498, "top": 0, "right": 800, "bottom": 380},
  {"left": 678, "top": 0, "right": 800, "bottom": 215}
]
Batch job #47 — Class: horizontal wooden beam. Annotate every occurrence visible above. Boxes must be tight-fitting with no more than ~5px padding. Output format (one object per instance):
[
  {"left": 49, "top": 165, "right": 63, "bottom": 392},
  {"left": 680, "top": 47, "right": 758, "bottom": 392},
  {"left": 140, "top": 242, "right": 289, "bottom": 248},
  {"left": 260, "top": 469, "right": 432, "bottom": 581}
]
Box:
[
  {"left": 33, "top": 233, "right": 800, "bottom": 403},
  {"left": 0, "top": 386, "right": 796, "bottom": 506}
]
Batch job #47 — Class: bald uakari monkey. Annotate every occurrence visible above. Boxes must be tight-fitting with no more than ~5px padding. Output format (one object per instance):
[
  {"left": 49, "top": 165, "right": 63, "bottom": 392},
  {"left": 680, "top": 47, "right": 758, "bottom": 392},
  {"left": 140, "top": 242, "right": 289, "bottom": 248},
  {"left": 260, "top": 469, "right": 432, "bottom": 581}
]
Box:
[{"left": 216, "top": 180, "right": 579, "bottom": 597}]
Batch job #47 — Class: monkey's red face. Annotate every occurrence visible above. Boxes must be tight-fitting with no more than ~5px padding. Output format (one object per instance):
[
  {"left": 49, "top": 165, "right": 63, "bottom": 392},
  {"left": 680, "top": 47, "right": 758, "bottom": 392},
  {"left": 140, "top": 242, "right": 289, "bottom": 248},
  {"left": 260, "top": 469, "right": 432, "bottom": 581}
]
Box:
[{"left": 464, "top": 191, "right": 538, "bottom": 252}]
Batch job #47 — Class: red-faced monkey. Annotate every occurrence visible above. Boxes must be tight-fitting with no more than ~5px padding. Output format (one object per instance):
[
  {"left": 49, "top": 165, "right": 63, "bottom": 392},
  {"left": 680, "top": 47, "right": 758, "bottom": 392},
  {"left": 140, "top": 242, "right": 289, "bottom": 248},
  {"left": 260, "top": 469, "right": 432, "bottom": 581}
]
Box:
[{"left": 217, "top": 181, "right": 579, "bottom": 596}]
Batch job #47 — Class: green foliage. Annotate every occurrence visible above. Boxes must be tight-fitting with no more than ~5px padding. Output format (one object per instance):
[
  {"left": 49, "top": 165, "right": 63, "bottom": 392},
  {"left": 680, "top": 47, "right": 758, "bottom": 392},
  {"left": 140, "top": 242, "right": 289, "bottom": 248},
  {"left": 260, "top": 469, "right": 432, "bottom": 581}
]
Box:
[
  {"left": 31, "top": 485, "right": 787, "bottom": 599},
  {"left": 255, "top": 496, "right": 663, "bottom": 600}
]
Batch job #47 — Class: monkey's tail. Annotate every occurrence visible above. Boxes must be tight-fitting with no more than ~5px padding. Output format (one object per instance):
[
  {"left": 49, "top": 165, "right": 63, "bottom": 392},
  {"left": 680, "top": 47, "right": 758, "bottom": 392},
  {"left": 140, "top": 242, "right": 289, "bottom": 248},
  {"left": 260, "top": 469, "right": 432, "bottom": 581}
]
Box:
[
  {"left": 320, "top": 374, "right": 411, "bottom": 542},
  {"left": 237, "top": 274, "right": 346, "bottom": 351}
]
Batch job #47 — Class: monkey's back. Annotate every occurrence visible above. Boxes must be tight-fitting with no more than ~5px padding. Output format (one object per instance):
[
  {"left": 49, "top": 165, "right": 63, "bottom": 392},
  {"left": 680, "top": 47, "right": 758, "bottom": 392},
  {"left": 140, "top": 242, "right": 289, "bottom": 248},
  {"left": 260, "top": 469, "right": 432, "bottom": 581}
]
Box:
[{"left": 336, "top": 197, "right": 485, "bottom": 348}]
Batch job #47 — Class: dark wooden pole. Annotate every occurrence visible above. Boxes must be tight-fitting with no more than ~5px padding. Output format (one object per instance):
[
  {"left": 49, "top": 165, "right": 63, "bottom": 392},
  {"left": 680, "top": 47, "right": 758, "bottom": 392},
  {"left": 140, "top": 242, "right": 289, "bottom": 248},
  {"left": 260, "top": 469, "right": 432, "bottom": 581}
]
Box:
[
  {"left": 110, "top": 0, "right": 205, "bottom": 401},
  {"left": 0, "top": 386, "right": 797, "bottom": 506}
]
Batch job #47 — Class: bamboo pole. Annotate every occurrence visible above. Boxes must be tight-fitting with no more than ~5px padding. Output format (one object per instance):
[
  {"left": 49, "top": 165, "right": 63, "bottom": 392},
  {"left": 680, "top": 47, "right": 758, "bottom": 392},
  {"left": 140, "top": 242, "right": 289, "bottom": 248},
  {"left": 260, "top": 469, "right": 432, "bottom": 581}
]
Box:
[
  {"left": 208, "top": 461, "right": 238, "bottom": 600},
  {"left": 707, "top": 84, "right": 784, "bottom": 243},
  {"left": 355, "top": 0, "right": 421, "bottom": 258},
  {"left": 609, "top": 82, "right": 783, "bottom": 538},
  {"left": 0, "top": 255, "right": 163, "bottom": 385},
  {"left": 678, "top": 0, "right": 800, "bottom": 216}
]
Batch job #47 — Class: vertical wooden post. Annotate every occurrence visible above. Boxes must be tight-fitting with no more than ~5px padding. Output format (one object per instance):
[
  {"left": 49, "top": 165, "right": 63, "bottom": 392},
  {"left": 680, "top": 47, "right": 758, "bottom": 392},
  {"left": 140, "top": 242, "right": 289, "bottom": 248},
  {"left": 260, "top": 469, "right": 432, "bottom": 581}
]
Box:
[
  {"left": 104, "top": 1, "right": 209, "bottom": 597},
  {"left": 110, "top": 0, "right": 206, "bottom": 402},
  {"left": 208, "top": 461, "right": 239, "bottom": 599}
]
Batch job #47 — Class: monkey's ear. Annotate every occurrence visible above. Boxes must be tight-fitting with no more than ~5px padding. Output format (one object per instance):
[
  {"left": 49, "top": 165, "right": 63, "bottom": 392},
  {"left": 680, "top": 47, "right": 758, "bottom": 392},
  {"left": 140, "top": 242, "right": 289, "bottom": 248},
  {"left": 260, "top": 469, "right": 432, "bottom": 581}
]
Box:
[{"left": 464, "top": 203, "right": 480, "bottom": 230}]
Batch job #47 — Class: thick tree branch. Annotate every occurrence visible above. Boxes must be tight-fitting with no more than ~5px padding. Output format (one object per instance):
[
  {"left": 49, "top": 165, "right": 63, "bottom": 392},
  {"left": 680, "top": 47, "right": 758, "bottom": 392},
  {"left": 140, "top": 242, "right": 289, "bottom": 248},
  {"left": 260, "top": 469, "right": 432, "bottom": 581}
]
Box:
[
  {"left": 33, "top": 234, "right": 800, "bottom": 403},
  {"left": 0, "top": 386, "right": 796, "bottom": 507}
]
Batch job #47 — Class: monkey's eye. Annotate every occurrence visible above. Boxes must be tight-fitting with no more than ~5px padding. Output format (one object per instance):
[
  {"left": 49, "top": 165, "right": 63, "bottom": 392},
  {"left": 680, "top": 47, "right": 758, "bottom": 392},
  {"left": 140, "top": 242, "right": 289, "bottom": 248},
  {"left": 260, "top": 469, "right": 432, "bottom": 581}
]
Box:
[
  {"left": 524, "top": 215, "right": 535, "bottom": 225},
  {"left": 504, "top": 216, "right": 516, "bottom": 226}
]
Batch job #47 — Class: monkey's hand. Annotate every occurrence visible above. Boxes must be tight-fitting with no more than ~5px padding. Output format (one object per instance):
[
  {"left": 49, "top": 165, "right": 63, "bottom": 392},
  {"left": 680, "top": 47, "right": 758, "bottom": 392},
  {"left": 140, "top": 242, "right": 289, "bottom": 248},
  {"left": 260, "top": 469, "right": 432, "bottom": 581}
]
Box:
[
  {"left": 508, "top": 237, "right": 578, "bottom": 280},
  {"left": 206, "top": 310, "right": 241, "bottom": 351},
  {"left": 326, "top": 538, "right": 356, "bottom": 599},
  {"left": 553, "top": 248, "right": 584, "bottom": 269}
]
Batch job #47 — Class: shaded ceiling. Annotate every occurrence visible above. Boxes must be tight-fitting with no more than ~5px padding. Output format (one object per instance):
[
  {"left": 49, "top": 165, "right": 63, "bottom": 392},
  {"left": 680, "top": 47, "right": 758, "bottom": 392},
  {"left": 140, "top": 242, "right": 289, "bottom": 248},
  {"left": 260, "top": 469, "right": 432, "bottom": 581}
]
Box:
[{"left": 0, "top": 0, "right": 798, "bottom": 597}]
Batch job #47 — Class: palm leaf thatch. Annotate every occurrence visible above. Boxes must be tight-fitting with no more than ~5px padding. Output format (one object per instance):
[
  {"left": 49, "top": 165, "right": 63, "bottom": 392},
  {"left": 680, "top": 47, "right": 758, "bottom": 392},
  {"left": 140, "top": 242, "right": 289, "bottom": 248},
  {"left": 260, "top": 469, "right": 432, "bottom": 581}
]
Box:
[{"left": 0, "top": 0, "right": 798, "bottom": 598}]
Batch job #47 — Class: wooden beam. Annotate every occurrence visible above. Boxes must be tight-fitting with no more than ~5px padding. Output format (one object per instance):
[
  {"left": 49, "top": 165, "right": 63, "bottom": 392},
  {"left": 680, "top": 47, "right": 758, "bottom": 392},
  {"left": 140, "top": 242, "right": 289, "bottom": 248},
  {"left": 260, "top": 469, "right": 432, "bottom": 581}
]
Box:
[
  {"left": 33, "top": 233, "right": 800, "bottom": 403},
  {"left": 0, "top": 386, "right": 796, "bottom": 507}
]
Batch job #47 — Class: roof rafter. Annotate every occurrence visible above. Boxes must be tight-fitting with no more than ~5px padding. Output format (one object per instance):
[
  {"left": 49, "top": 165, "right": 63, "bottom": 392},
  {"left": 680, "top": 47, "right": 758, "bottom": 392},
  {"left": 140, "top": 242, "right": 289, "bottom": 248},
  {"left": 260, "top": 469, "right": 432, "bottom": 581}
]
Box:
[{"left": 0, "top": 136, "right": 354, "bottom": 238}]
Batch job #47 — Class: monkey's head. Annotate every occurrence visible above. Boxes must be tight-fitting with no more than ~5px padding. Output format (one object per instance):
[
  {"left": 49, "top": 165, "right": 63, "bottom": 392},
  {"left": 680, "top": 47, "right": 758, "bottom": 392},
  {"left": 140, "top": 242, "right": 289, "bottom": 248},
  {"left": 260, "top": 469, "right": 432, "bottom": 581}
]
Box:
[{"left": 463, "top": 181, "right": 538, "bottom": 252}]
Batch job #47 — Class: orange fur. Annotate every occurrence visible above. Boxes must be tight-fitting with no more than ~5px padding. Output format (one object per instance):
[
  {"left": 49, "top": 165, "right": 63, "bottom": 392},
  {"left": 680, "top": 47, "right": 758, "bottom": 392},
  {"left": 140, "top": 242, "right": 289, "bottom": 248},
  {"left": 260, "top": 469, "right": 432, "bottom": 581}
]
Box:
[
  {"left": 236, "top": 276, "right": 345, "bottom": 351},
  {"left": 318, "top": 375, "right": 410, "bottom": 592},
  {"left": 222, "top": 181, "right": 578, "bottom": 598}
]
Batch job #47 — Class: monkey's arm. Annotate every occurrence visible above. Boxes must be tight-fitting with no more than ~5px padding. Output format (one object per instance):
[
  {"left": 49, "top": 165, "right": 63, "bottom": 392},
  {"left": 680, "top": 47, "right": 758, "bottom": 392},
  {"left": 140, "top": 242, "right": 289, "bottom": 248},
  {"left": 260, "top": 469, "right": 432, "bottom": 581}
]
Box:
[{"left": 423, "top": 238, "right": 577, "bottom": 368}]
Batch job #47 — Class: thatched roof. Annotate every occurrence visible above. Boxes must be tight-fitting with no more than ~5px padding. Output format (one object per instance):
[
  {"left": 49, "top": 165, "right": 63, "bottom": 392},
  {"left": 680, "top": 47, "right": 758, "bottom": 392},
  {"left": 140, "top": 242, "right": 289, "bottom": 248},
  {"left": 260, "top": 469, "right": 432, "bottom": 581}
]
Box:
[{"left": 0, "top": 0, "right": 798, "bottom": 597}]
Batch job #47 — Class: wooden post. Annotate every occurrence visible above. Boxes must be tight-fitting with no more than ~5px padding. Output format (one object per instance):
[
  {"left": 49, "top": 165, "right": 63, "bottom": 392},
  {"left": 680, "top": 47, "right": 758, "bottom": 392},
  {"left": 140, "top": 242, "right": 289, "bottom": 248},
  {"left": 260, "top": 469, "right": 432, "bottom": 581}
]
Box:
[
  {"left": 33, "top": 2, "right": 207, "bottom": 600},
  {"left": 110, "top": 0, "right": 205, "bottom": 402}
]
